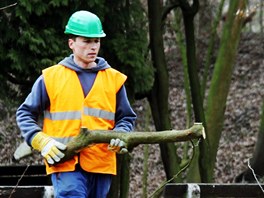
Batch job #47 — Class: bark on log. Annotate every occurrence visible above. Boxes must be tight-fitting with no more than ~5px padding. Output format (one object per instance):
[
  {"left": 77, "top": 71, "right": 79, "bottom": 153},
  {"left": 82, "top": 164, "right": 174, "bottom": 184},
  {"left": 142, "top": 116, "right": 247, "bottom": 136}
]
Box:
[{"left": 59, "top": 123, "right": 205, "bottom": 163}]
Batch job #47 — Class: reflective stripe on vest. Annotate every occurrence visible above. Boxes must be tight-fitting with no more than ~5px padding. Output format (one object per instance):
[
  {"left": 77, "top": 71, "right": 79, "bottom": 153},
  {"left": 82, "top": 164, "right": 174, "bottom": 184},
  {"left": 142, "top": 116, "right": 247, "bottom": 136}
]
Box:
[
  {"left": 42, "top": 64, "right": 127, "bottom": 175},
  {"left": 44, "top": 110, "right": 81, "bottom": 120},
  {"left": 83, "top": 107, "right": 115, "bottom": 120},
  {"left": 44, "top": 108, "right": 115, "bottom": 121}
]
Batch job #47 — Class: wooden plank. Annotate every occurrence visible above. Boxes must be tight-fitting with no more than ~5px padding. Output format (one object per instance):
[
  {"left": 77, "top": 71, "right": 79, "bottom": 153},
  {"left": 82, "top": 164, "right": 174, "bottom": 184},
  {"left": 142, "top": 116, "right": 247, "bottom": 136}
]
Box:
[
  {"left": 0, "top": 165, "right": 51, "bottom": 186},
  {"left": 163, "top": 183, "right": 264, "bottom": 197},
  {"left": 0, "top": 186, "right": 45, "bottom": 198},
  {"left": 0, "top": 165, "right": 46, "bottom": 176},
  {"left": 0, "top": 176, "right": 51, "bottom": 186}
]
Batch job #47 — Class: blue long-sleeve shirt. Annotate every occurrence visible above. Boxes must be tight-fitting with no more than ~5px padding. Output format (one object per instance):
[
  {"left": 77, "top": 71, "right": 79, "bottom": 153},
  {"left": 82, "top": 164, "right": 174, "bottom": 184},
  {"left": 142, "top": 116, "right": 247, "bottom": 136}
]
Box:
[{"left": 16, "top": 55, "right": 137, "bottom": 145}]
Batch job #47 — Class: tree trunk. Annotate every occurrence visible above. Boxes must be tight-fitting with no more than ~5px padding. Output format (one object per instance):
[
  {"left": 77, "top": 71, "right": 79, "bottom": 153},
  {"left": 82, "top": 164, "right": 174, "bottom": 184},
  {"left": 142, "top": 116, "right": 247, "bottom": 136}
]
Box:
[
  {"left": 147, "top": 0, "right": 181, "bottom": 182},
  {"left": 108, "top": 154, "right": 131, "bottom": 198},
  {"left": 180, "top": 0, "right": 206, "bottom": 127},
  {"left": 202, "top": 0, "right": 247, "bottom": 182},
  {"left": 201, "top": 0, "right": 226, "bottom": 99},
  {"left": 173, "top": 8, "right": 197, "bottom": 182},
  {"left": 178, "top": 0, "right": 208, "bottom": 182}
]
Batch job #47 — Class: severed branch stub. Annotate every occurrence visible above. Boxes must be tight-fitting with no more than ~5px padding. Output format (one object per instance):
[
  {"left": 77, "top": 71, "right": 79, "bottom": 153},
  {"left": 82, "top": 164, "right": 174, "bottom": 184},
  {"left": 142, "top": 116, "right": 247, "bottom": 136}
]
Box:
[{"left": 59, "top": 123, "right": 205, "bottom": 164}]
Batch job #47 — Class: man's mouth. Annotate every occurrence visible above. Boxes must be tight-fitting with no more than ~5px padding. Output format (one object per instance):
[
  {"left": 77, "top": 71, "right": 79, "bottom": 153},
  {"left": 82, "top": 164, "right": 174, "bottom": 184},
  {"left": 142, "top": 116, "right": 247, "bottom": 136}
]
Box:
[{"left": 88, "top": 53, "right": 96, "bottom": 56}]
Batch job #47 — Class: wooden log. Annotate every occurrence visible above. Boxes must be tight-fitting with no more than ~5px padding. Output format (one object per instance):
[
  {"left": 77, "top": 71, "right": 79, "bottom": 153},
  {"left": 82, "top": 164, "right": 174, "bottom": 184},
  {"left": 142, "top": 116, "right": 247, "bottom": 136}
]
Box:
[{"left": 59, "top": 123, "right": 205, "bottom": 163}]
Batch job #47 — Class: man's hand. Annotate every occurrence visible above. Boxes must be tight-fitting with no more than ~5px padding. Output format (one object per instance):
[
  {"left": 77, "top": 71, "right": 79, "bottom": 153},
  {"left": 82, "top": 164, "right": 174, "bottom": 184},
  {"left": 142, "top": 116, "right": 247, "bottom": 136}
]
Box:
[
  {"left": 108, "top": 138, "right": 128, "bottom": 154},
  {"left": 31, "top": 132, "right": 67, "bottom": 164}
]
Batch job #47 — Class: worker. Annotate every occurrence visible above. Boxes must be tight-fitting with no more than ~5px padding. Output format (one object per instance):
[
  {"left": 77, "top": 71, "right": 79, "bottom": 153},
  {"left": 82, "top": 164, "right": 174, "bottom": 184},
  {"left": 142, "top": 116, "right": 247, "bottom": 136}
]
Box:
[{"left": 16, "top": 10, "right": 136, "bottom": 198}]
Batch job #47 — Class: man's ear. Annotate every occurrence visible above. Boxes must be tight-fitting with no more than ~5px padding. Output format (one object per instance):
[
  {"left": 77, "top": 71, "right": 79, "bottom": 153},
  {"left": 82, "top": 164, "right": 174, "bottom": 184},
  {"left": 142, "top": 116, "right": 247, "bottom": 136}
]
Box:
[{"left": 68, "top": 38, "right": 74, "bottom": 49}]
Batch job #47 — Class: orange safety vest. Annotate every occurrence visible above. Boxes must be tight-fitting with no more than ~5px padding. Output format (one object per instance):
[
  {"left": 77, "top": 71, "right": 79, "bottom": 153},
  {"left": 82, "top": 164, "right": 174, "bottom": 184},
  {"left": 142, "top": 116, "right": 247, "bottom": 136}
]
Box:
[{"left": 42, "top": 65, "right": 127, "bottom": 175}]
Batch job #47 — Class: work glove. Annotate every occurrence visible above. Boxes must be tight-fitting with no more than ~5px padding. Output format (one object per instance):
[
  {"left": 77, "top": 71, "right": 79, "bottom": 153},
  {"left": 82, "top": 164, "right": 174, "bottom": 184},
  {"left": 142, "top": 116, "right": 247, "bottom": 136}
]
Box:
[
  {"left": 31, "top": 132, "right": 67, "bottom": 164},
  {"left": 13, "top": 141, "right": 33, "bottom": 161},
  {"left": 108, "top": 138, "right": 128, "bottom": 154}
]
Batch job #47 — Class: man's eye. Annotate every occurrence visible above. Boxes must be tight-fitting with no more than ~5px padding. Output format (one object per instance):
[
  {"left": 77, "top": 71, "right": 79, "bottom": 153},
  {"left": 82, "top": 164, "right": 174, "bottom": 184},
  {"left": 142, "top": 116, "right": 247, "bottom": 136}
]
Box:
[{"left": 83, "top": 40, "right": 100, "bottom": 43}]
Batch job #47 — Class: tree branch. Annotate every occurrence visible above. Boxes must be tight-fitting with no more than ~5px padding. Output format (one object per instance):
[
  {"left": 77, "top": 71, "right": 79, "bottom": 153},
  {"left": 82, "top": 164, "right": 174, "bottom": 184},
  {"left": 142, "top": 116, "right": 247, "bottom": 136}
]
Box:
[
  {"left": 162, "top": 3, "right": 179, "bottom": 21},
  {"left": 59, "top": 123, "right": 205, "bottom": 163}
]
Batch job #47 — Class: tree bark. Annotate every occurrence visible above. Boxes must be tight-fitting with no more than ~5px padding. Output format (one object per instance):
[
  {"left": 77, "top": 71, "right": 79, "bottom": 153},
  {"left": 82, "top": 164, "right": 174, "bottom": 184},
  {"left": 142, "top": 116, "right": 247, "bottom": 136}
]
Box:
[
  {"left": 178, "top": 0, "right": 208, "bottom": 183},
  {"left": 58, "top": 123, "right": 205, "bottom": 164},
  {"left": 201, "top": 0, "right": 226, "bottom": 100},
  {"left": 147, "top": 0, "right": 180, "bottom": 182},
  {"left": 203, "top": 0, "right": 247, "bottom": 182}
]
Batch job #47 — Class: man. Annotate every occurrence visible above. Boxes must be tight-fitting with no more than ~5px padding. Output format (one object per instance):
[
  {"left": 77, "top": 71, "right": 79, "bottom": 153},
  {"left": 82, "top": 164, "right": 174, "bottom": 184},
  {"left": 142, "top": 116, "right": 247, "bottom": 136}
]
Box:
[{"left": 16, "top": 10, "right": 136, "bottom": 198}]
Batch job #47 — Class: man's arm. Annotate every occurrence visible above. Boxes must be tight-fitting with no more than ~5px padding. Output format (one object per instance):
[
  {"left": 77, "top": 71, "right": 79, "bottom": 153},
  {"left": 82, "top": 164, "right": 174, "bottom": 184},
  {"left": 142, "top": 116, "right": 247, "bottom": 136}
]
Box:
[
  {"left": 114, "top": 85, "right": 137, "bottom": 132},
  {"left": 16, "top": 76, "right": 66, "bottom": 164},
  {"left": 16, "top": 76, "right": 49, "bottom": 145}
]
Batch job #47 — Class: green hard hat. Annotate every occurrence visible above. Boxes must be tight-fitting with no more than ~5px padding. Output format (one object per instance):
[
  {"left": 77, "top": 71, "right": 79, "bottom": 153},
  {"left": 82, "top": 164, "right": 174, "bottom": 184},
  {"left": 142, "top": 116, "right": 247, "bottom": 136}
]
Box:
[{"left": 65, "top": 10, "right": 106, "bottom": 38}]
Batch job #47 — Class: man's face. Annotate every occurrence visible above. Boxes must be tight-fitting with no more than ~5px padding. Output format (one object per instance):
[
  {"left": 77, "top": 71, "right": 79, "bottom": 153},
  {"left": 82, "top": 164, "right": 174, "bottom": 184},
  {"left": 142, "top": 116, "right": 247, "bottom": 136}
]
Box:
[{"left": 68, "top": 37, "right": 101, "bottom": 68}]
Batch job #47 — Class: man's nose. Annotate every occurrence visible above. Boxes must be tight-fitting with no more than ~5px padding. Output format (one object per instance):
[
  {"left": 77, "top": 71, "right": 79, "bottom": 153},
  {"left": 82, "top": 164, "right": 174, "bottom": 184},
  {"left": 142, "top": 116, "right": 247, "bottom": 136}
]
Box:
[{"left": 91, "top": 43, "right": 98, "bottom": 50}]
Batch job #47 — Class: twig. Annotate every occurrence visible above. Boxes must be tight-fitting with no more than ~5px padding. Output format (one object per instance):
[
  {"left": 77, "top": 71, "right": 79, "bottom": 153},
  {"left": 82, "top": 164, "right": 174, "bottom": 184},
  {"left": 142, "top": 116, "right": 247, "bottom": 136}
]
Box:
[
  {"left": 0, "top": 2, "right": 17, "bottom": 10},
  {"left": 247, "top": 159, "right": 264, "bottom": 193},
  {"left": 8, "top": 164, "right": 30, "bottom": 198}
]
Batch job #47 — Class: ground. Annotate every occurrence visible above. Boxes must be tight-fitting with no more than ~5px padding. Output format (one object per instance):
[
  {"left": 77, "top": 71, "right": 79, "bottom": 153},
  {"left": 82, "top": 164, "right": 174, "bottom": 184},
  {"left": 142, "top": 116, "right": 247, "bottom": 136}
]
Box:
[{"left": 0, "top": 32, "right": 263, "bottom": 198}]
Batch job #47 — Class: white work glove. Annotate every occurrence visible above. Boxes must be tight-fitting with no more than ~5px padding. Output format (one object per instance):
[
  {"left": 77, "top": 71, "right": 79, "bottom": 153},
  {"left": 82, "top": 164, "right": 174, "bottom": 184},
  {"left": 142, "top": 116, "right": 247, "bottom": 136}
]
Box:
[
  {"left": 13, "top": 141, "right": 33, "bottom": 161},
  {"left": 41, "top": 139, "right": 67, "bottom": 164},
  {"left": 108, "top": 138, "right": 128, "bottom": 154},
  {"left": 31, "top": 132, "right": 67, "bottom": 164}
]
